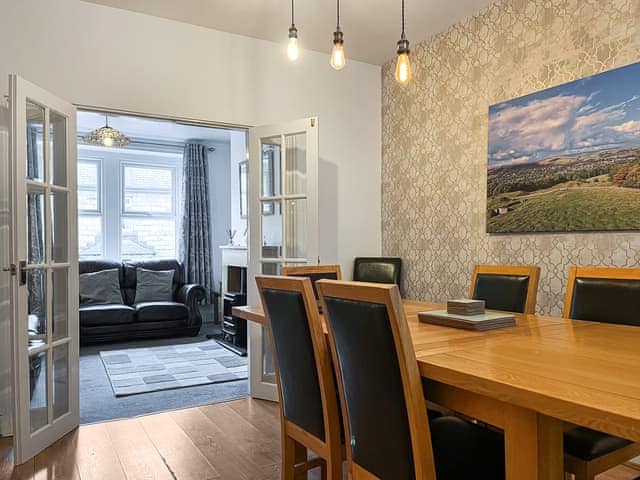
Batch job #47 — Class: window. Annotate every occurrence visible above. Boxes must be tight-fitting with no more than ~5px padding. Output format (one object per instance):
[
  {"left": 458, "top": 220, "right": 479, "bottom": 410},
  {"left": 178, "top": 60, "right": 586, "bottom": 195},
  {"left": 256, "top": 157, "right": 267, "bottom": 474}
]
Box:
[
  {"left": 78, "top": 159, "right": 103, "bottom": 259},
  {"left": 77, "top": 152, "right": 181, "bottom": 261},
  {"left": 120, "top": 163, "right": 177, "bottom": 260}
]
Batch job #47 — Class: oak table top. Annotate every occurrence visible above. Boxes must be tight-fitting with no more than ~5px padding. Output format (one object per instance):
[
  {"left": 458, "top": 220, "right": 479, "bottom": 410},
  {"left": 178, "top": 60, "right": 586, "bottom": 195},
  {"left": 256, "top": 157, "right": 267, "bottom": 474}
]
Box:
[{"left": 234, "top": 300, "right": 640, "bottom": 444}]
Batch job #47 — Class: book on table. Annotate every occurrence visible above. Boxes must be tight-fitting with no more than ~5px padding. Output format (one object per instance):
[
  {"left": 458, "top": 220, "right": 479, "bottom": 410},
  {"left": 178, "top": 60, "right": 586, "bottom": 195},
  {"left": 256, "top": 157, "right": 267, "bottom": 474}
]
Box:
[
  {"left": 446, "top": 298, "right": 486, "bottom": 315},
  {"left": 418, "top": 309, "right": 515, "bottom": 331}
]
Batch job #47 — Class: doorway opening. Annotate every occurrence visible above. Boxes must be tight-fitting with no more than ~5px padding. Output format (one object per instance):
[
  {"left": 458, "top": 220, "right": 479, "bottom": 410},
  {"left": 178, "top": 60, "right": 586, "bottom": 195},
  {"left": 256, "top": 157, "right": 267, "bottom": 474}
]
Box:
[{"left": 75, "top": 109, "right": 250, "bottom": 424}]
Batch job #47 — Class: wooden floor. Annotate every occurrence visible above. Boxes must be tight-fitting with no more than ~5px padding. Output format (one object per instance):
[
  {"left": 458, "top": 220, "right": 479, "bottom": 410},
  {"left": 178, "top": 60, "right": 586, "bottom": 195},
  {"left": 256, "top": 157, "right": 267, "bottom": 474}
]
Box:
[{"left": 1, "top": 398, "right": 638, "bottom": 480}]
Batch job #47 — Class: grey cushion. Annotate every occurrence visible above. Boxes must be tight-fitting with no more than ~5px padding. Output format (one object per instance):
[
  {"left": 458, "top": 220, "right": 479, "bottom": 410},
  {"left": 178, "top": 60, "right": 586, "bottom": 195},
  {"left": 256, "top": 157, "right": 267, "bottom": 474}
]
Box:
[
  {"left": 79, "top": 268, "right": 123, "bottom": 305},
  {"left": 134, "top": 268, "right": 174, "bottom": 304}
]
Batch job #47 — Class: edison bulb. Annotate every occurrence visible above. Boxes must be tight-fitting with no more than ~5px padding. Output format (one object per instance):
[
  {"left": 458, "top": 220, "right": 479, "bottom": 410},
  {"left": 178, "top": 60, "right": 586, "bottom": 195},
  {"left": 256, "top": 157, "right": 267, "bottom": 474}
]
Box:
[
  {"left": 287, "top": 36, "right": 299, "bottom": 61},
  {"left": 102, "top": 136, "right": 114, "bottom": 147},
  {"left": 330, "top": 43, "right": 345, "bottom": 70},
  {"left": 395, "top": 53, "right": 412, "bottom": 84}
]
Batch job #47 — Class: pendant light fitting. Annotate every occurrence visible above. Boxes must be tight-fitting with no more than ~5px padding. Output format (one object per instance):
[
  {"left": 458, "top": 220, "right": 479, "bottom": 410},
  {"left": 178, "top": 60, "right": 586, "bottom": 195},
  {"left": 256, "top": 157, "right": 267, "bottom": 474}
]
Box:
[
  {"left": 330, "top": 0, "right": 346, "bottom": 70},
  {"left": 287, "top": 0, "right": 299, "bottom": 61}
]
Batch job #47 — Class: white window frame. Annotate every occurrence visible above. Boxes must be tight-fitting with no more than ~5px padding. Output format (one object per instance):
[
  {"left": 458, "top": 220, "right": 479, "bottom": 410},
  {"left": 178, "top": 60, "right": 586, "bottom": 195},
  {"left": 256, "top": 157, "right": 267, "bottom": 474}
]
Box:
[
  {"left": 77, "top": 157, "right": 104, "bottom": 259},
  {"left": 76, "top": 147, "right": 182, "bottom": 261}
]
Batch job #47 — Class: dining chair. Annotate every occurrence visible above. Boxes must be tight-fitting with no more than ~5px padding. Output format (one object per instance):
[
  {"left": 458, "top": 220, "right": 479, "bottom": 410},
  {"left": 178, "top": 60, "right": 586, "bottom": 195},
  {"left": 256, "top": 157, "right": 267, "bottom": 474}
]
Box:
[
  {"left": 562, "top": 266, "right": 640, "bottom": 480},
  {"left": 256, "top": 275, "right": 344, "bottom": 480},
  {"left": 470, "top": 264, "right": 541, "bottom": 314},
  {"left": 317, "top": 280, "right": 505, "bottom": 480},
  {"left": 352, "top": 257, "right": 402, "bottom": 294},
  {"left": 280, "top": 264, "right": 342, "bottom": 300}
]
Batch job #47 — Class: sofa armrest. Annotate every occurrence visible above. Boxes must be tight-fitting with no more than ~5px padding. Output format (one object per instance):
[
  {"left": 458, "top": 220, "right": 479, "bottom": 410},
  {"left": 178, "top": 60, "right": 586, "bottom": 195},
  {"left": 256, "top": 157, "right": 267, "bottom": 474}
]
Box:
[{"left": 176, "top": 284, "right": 206, "bottom": 326}]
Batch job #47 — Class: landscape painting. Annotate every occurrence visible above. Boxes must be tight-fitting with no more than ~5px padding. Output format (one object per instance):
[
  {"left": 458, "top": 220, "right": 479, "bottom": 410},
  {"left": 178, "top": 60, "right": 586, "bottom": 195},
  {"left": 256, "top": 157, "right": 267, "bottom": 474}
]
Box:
[{"left": 487, "top": 62, "right": 640, "bottom": 233}]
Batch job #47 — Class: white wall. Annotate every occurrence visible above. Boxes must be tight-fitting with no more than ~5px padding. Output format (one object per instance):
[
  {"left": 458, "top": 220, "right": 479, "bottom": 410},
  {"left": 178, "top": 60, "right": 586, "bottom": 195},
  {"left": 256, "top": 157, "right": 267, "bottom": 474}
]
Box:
[
  {"left": 0, "top": 0, "right": 382, "bottom": 272},
  {"left": 229, "top": 131, "right": 248, "bottom": 247},
  {"left": 208, "top": 140, "right": 232, "bottom": 293},
  {"left": 0, "top": 0, "right": 381, "bottom": 422}
]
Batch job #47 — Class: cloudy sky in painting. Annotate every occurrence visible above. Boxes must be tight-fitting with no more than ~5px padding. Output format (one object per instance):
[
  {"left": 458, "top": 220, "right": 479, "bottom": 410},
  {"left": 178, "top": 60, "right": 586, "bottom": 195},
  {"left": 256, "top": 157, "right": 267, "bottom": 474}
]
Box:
[{"left": 488, "top": 62, "right": 640, "bottom": 168}]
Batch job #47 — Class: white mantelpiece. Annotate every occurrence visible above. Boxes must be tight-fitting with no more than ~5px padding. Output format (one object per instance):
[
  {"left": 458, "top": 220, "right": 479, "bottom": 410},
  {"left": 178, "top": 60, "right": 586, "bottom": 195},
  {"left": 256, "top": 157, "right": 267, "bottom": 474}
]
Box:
[{"left": 220, "top": 245, "right": 247, "bottom": 295}]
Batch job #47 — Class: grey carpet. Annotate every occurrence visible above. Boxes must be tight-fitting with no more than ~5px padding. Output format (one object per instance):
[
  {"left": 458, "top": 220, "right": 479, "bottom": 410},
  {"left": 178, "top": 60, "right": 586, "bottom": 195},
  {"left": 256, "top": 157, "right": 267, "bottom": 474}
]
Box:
[
  {"left": 80, "top": 317, "right": 249, "bottom": 424},
  {"left": 100, "top": 340, "right": 248, "bottom": 396}
]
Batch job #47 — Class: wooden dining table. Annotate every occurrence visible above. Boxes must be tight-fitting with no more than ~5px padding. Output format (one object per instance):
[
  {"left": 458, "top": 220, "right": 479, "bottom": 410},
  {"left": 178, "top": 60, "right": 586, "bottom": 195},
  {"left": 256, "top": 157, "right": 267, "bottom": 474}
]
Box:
[{"left": 233, "top": 299, "right": 640, "bottom": 480}]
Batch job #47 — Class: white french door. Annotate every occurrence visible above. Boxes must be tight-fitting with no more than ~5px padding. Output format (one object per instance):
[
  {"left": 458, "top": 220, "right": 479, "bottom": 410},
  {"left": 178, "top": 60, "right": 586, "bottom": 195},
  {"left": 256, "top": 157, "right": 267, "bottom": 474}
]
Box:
[
  {"left": 9, "top": 75, "right": 79, "bottom": 463},
  {"left": 247, "top": 117, "right": 318, "bottom": 401}
]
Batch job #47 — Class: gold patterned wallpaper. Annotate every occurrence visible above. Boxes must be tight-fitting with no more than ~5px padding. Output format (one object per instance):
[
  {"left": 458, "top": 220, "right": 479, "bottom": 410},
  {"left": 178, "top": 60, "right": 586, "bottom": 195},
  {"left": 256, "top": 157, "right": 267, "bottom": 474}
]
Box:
[{"left": 381, "top": 0, "right": 640, "bottom": 315}]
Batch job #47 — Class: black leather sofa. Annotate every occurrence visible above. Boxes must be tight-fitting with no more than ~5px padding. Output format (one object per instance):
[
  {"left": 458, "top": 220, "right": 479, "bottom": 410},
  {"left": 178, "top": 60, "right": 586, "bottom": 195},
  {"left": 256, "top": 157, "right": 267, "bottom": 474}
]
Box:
[{"left": 79, "top": 259, "right": 205, "bottom": 344}]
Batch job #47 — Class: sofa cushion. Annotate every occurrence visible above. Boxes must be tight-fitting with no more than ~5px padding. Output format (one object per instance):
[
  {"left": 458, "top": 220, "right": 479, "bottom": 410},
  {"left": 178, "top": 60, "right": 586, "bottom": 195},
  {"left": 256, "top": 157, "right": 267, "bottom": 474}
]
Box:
[
  {"left": 134, "top": 302, "right": 189, "bottom": 322},
  {"left": 79, "top": 268, "right": 123, "bottom": 305},
  {"left": 122, "top": 260, "right": 184, "bottom": 305},
  {"left": 80, "top": 304, "right": 135, "bottom": 327},
  {"left": 134, "top": 268, "right": 175, "bottom": 304}
]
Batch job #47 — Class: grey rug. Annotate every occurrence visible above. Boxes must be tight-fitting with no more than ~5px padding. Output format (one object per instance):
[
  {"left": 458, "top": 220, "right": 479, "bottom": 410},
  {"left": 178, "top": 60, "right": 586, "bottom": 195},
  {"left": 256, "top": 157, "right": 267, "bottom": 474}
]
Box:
[{"left": 99, "top": 340, "right": 248, "bottom": 396}]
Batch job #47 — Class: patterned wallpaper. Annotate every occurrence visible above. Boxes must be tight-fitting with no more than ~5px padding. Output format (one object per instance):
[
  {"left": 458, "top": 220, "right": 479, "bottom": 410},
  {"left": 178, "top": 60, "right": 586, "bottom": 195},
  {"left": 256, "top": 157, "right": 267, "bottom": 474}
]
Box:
[{"left": 381, "top": 0, "right": 640, "bottom": 315}]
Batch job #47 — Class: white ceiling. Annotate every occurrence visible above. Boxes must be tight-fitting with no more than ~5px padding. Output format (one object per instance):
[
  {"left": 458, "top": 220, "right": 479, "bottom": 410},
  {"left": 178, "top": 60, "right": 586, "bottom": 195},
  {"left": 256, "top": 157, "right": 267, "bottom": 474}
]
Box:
[
  {"left": 77, "top": 110, "right": 233, "bottom": 144},
  {"left": 82, "top": 0, "right": 495, "bottom": 65}
]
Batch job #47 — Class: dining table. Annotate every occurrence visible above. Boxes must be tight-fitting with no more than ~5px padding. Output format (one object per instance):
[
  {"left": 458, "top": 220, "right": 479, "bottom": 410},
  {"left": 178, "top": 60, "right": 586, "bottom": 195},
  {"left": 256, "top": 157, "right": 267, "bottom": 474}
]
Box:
[{"left": 233, "top": 299, "right": 640, "bottom": 480}]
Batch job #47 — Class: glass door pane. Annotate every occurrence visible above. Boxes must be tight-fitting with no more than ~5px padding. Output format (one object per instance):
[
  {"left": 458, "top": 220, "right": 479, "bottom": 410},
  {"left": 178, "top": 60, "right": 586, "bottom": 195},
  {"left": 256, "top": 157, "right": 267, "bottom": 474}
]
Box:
[
  {"left": 285, "top": 133, "right": 306, "bottom": 195},
  {"left": 26, "top": 101, "right": 44, "bottom": 183},
  {"left": 49, "top": 111, "right": 67, "bottom": 187}
]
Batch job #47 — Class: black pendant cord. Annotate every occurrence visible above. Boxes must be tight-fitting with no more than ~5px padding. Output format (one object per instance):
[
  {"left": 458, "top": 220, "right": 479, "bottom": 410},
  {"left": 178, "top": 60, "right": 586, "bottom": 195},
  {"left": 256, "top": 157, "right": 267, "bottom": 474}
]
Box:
[
  {"left": 336, "top": 0, "right": 340, "bottom": 29},
  {"left": 291, "top": 0, "right": 295, "bottom": 26},
  {"left": 401, "top": 0, "right": 406, "bottom": 40}
]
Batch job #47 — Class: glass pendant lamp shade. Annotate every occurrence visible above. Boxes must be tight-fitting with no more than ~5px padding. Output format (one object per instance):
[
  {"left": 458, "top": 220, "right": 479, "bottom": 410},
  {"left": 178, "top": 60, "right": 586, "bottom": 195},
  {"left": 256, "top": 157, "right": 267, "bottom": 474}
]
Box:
[
  {"left": 330, "top": 0, "right": 346, "bottom": 70},
  {"left": 395, "top": 0, "right": 412, "bottom": 85},
  {"left": 287, "top": 0, "right": 299, "bottom": 61},
  {"left": 330, "top": 30, "right": 346, "bottom": 70},
  {"left": 288, "top": 26, "right": 300, "bottom": 61},
  {"left": 395, "top": 40, "right": 412, "bottom": 84},
  {"left": 83, "top": 115, "right": 130, "bottom": 148}
]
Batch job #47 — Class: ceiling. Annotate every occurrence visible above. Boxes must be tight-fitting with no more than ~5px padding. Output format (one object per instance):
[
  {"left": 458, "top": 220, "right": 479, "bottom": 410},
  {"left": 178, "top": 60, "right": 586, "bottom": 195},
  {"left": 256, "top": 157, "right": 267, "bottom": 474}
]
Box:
[
  {"left": 77, "top": 110, "right": 233, "bottom": 145},
  {"left": 83, "top": 0, "right": 495, "bottom": 65}
]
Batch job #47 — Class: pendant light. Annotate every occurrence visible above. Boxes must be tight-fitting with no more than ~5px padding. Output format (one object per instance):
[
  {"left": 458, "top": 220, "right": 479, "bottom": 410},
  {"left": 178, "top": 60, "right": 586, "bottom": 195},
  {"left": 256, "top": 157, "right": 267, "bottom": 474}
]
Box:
[
  {"left": 330, "top": 0, "right": 346, "bottom": 70},
  {"left": 287, "top": 0, "right": 299, "bottom": 61},
  {"left": 83, "top": 114, "right": 130, "bottom": 148},
  {"left": 395, "top": 0, "right": 412, "bottom": 85}
]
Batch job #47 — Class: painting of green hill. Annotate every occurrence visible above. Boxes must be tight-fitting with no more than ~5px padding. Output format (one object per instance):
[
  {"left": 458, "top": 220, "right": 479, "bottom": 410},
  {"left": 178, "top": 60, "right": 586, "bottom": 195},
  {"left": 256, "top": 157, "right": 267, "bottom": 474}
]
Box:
[{"left": 487, "top": 187, "right": 640, "bottom": 233}]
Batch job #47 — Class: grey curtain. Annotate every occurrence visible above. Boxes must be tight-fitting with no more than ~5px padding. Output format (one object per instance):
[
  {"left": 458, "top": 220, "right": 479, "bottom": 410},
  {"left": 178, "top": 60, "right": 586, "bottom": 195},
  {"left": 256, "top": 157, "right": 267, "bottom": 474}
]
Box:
[
  {"left": 180, "top": 143, "right": 213, "bottom": 301},
  {"left": 27, "top": 124, "right": 45, "bottom": 326}
]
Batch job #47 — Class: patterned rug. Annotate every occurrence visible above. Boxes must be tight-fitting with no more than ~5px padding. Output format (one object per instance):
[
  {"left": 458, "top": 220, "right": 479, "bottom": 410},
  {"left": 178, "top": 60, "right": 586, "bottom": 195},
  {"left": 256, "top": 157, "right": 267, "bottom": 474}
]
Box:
[{"left": 99, "top": 340, "right": 248, "bottom": 397}]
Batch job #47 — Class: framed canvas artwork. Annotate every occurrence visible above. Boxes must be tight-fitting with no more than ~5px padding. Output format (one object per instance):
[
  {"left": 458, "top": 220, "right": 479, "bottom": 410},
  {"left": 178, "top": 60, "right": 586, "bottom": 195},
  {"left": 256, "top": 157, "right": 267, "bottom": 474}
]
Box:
[{"left": 487, "top": 62, "right": 640, "bottom": 233}]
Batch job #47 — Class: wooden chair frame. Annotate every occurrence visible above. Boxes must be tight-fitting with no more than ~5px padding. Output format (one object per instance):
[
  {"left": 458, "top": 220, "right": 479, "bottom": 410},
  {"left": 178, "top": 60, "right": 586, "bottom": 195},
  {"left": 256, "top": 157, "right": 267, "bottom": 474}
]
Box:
[
  {"left": 256, "top": 275, "right": 344, "bottom": 480},
  {"left": 562, "top": 266, "right": 640, "bottom": 480},
  {"left": 470, "top": 264, "right": 541, "bottom": 314},
  {"left": 563, "top": 266, "right": 640, "bottom": 318},
  {"left": 316, "top": 280, "right": 437, "bottom": 480},
  {"left": 280, "top": 264, "right": 342, "bottom": 280}
]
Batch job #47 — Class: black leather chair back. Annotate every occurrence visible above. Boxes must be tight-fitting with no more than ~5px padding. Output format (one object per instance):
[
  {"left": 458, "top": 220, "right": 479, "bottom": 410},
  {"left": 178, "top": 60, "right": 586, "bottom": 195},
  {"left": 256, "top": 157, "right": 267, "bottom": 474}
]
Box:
[
  {"left": 569, "top": 277, "right": 640, "bottom": 326},
  {"left": 353, "top": 257, "right": 402, "bottom": 289},
  {"left": 122, "top": 260, "right": 184, "bottom": 305},
  {"left": 293, "top": 272, "right": 339, "bottom": 300},
  {"left": 473, "top": 274, "right": 530, "bottom": 313},
  {"left": 323, "top": 296, "right": 415, "bottom": 479},
  {"left": 261, "top": 288, "right": 326, "bottom": 441}
]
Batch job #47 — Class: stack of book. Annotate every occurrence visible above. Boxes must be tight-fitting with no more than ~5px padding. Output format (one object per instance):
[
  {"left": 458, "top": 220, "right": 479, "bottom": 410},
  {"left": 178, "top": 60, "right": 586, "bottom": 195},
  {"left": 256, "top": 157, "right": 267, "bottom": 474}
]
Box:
[
  {"left": 446, "top": 299, "right": 485, "bottom": 315},
  {"left": 418, "top": 298, "right": 516, "bottom": 331}
]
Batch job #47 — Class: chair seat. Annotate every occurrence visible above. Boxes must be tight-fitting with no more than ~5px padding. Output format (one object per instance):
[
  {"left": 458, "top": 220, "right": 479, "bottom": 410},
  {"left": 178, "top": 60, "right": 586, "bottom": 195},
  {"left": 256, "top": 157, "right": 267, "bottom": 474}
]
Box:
[
  {"left": 134, "top": 301, "right": 189, "bottom": 322},
  {"left": 564, "top": 427, "right": 633, "bottom": 461},
  {"left": 430, "top": 415, "right": 505, "bottom": 480}
]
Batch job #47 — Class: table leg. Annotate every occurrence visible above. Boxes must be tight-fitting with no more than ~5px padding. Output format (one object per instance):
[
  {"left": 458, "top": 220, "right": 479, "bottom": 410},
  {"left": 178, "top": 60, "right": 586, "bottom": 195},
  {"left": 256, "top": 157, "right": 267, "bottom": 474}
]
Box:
[
  {"left": 537, "top": 415, "right": 564, "bottom": 480},
  {"left": 505, "top": 404, "right": 539, "bottom": 480}
]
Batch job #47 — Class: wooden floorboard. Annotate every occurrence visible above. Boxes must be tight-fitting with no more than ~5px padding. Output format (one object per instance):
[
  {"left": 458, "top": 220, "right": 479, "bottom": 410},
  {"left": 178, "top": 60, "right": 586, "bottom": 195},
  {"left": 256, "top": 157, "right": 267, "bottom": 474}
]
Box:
[{"left": 1, "top": 397, "right": 639, "bottom": 479}]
